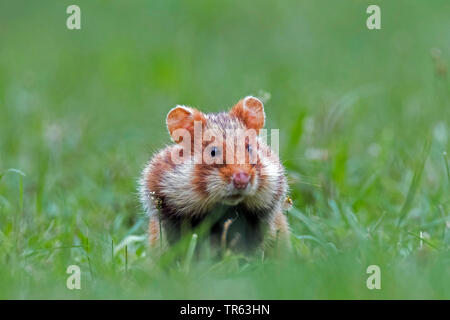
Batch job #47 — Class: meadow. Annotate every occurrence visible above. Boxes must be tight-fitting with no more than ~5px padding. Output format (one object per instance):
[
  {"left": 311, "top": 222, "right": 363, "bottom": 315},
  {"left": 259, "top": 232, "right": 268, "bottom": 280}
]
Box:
[{"left": 0, "top": 0, "right": 449, "bottom": 299}]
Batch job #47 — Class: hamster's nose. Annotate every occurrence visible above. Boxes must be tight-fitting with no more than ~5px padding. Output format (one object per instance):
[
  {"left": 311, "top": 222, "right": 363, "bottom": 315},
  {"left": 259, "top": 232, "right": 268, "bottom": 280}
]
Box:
[{"left": 232, "top": 171, "right": 250, "bottom": 189}]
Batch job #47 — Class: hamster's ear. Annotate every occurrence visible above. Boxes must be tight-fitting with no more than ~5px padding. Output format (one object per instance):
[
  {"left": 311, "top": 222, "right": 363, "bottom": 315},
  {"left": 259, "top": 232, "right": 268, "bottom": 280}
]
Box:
[
  {"left": 229, "top": 96, "right": 265, "bottom": 133},
  {"left": 166, "top": 105, "right": 205, "bottom": 143}
]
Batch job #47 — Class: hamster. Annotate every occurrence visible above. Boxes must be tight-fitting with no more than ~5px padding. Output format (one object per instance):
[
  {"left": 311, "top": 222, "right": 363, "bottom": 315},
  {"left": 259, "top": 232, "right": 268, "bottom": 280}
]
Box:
[{"left": 139, "top": 96, "right": 290, "bottom": 254}]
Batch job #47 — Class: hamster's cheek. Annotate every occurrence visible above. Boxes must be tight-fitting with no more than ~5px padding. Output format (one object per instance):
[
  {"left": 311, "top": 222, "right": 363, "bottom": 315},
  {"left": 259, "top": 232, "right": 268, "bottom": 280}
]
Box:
[{"left": 204, "top": 168, "right": 232, "bottom": 197}]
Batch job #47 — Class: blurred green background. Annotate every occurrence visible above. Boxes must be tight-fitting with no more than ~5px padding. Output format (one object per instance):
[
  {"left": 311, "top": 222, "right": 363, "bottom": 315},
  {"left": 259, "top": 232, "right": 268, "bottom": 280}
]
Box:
[{"left": 0, "top": 0, "right": 449, "bottom": 299}]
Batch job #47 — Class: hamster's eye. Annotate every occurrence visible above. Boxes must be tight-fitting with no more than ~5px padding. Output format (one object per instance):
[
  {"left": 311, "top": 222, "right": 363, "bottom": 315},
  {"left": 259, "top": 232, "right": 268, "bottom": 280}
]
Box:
[
  {"left": 210, "top": 146, "right": 219, "bottom": 157},
  {"left": 246, "top": 145, "right": 252, "bottom": 153}
]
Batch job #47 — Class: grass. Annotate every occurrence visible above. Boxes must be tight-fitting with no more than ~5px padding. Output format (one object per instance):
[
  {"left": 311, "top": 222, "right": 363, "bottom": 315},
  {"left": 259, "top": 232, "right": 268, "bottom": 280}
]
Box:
[{"left": 0, "top": 0, "right": 449, "bottom": 299}]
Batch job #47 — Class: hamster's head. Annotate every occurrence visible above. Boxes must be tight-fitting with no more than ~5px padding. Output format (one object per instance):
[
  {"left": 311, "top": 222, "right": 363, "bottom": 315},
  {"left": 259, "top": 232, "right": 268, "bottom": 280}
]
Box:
[{"left": 166, "top": 96, "right": 274, "bottom": 207}]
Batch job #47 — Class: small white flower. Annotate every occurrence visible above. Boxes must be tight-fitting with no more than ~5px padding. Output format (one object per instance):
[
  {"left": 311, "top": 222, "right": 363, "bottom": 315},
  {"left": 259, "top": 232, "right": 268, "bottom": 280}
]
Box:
[{"left": 368, "top": 143, "right": 381, "bottom": 157}]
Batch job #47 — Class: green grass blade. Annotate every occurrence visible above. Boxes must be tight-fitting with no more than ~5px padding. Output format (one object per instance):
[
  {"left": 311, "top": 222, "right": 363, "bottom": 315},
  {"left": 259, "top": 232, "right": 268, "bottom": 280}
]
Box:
[
  {"left": 184, "top": 233, "right": 198, "bottom": 273},
  {"left": 397, "top": 138, "right": 432, "bottom": 227}
]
